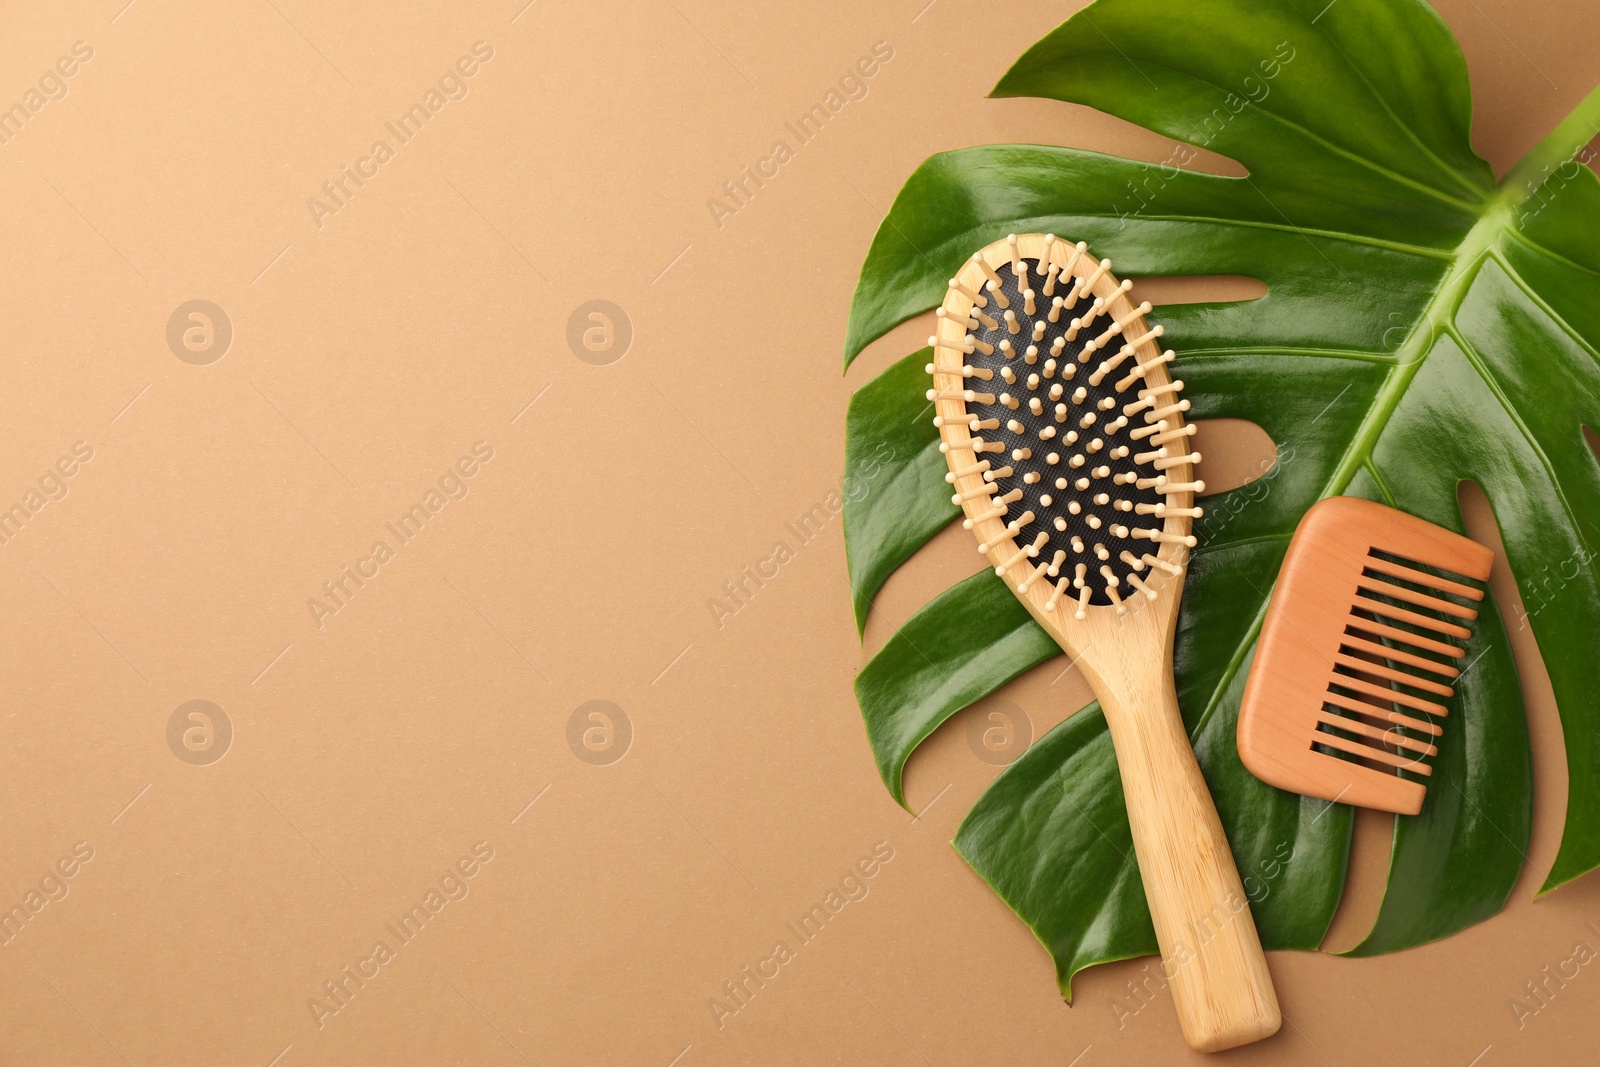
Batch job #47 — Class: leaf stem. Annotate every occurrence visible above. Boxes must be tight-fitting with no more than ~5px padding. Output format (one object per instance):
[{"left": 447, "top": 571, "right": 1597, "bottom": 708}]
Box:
[
  {"left": 1500, "top": 82, "right": 1600, "bottom": 211},
  {"left": 1311, "top": 199, "right": 1510, "bottom": 505}
]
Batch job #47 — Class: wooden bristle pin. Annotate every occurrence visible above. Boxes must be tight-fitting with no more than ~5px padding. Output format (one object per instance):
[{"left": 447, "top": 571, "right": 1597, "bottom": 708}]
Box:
[
  {"left": 1153, "top": 451, "right": 1201, "bottom": 472},
  {"left": 1143, "top": 552, "right": 1181, "bottom": 575},
  {"left": 945, "top": 460, "right": 991, "bottom": 482},
  {"left": 937, "top": 307, "right": 979, "bottom": 331},
  {"left": 950, "top": 277, "right": 987, "bottom": 307}
]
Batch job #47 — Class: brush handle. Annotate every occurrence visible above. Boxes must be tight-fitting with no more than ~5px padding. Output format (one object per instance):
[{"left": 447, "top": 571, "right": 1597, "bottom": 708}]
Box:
[{"left": 1096, "top": 661, "right": 1280, "bottom": 1053}]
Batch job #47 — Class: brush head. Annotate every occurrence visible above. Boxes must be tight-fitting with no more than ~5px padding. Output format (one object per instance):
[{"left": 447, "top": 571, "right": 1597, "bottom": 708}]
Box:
[
  {"left": 1236, "top": 497, "right": 1494, "bottom": 816},
  {"left": 929, "top": 234, "right": 1201, "bottom": 621}
]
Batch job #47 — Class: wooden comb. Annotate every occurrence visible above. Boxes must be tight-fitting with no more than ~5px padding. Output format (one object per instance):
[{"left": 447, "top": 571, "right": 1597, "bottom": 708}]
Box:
[
  {"left": 1236, "top": 497, "right": 1494, "bottom": 816},
  {"left": 930, "top": 234, "right": 1279, "bottom": 1052}
]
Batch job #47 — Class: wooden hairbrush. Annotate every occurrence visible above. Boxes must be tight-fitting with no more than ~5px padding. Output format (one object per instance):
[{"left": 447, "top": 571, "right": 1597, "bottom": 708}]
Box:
[
  {"left": 929, "top": 234, "right": 1279, "bottom": 1052},
  {"left": 1236, "top": 497, "right": 1493, "bottom": 816}
]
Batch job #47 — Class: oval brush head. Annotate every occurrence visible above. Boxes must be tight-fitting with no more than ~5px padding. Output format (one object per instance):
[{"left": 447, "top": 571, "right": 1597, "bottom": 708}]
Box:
[{"left": 929, "top": 234, "right": 1203, "bottom": 617}]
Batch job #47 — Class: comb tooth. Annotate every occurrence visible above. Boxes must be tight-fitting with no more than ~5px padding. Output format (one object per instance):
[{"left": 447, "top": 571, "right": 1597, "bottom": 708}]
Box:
[
  {"left": 1158, "top": 479, "right": 1205, "bottom": 493},
  {"left": 1023, "top": 289, "right": 1037, "bottom": 316},
  {"left": 1006, "top": 233, "right": 1022, "bottom": 273},
  {"left": 1324, "top": 698, "right": 1443, "bottom": 737},
  {"left": 1312, "top": 729, "right": 1435, "bottom": 774},
  {"left": 1333, "top": 653, "right": 1456, "bottom": 697},
  {"left": 1358, "top": 575, "right": 1479, "bottom": 619},
  {"left": 1045, "top": 575, "right": 1071, "bottom": 613},
  {"left": 1120, "top": 550, "right": 1145, "bottom": 571},
  {"left": 1352, "top": 595, "right": 1472, "bottom": 640},
  {"left": 1345, "top": 618, "right": 1466, "bottom": 659},
  {"left": 1122, "top": 395, "right": 1155, "bottom": 418},
  {"left": 1143, "top": 552, "right": 1181, "bottom": 576},
  {"left": 1365, "top": 554, "right": 1486, "bottom": 600},
  {"left": 1330, "top": 674, "right": 1449, "bottom": 717},
  {"left": 1340, "top": 635, "right": 1460, "bottom": 679},
  {"left": 1315, "top": 711, "right": 1438, "bottom": 758},
  {"left": 982, "top": 465, "right": 1014, "bottom": 481},
  {"left": 950, "top": 276, "right": 988, "bottom": 308},
  {"left": 1047, "top": 549, "right": 1066, "bottom": 576},
  {"left": 1127, "top": 573, "right": 1158, "bottom": 601}
]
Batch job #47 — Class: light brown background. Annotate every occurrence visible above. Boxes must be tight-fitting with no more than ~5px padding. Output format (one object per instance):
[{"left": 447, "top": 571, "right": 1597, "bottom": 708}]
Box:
[{"left": 1, "top": 1, "right": 1598, "bottom": 1064}]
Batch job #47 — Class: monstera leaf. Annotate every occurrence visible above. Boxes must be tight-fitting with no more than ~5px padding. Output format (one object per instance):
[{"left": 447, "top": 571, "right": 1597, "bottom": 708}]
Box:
[{"left": 843, "top": 0, "right": 1600, "bottom": 996}]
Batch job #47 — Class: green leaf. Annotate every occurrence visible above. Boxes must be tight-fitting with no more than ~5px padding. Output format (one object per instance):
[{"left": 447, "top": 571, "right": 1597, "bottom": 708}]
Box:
[
  {"left": 844, "top": 0, "right": 1600, "bottom": 987},
  {"left": 855, "top": 570, "right": 1057, "bottom": 807},
  {"left": 843, "top": 350, "right": 958, "bottom": 633}
]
